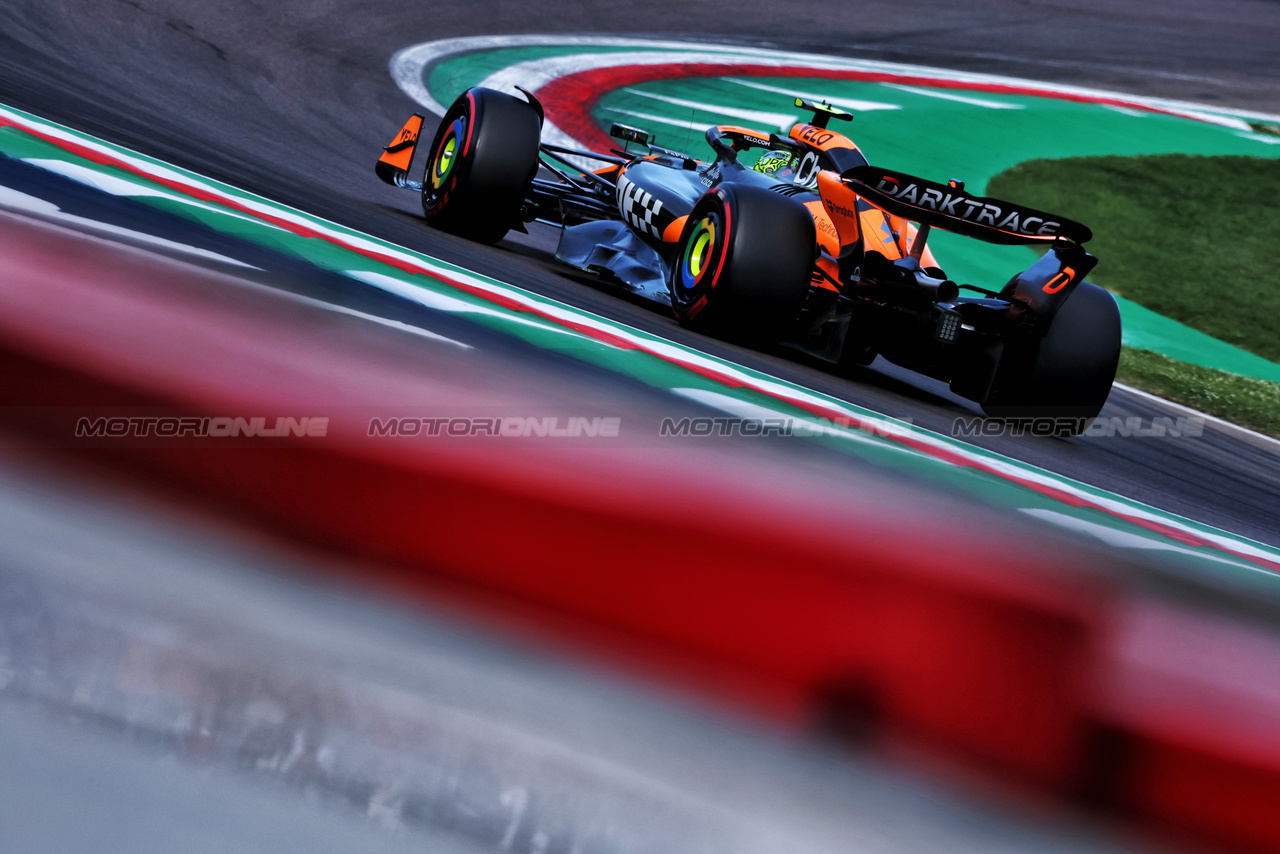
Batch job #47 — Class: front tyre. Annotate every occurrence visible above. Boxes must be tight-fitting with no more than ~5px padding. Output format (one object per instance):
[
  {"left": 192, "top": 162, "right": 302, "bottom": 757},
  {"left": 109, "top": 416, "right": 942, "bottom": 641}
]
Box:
[
  {"left": 421, "top": 88, "right": 541, "bottom": 244},
  {"left": 669, "top": 184, "right": 815, "bottom": 343},
  {"left": 983, "top": 281, "right": 1121, "bottom": 436}
]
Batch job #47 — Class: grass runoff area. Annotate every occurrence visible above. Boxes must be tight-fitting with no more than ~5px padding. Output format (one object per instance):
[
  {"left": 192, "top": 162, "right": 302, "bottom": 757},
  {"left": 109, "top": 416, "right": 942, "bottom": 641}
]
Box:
[
  {"left": 1117, "top": 349, "right": 1280, "bottom": 438},
  {"left": 988, "top": 154, "right": 1280, "bottom": 438}
]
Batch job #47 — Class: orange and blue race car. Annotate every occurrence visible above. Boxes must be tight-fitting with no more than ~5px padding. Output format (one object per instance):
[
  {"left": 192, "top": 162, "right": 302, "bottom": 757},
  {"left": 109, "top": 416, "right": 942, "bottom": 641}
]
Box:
[{"left": 377, "top": 87, "right": 1120, "bottom": 435}]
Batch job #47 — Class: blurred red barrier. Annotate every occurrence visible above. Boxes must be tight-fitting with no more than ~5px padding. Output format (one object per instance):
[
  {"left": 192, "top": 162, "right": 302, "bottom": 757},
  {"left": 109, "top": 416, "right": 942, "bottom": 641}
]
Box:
[
  {"left": 3, "top": 211, "right": 1280, "bottom": 850},
  {"left": 1093, "top": 601, "right": 1280, "bottom": 852}
]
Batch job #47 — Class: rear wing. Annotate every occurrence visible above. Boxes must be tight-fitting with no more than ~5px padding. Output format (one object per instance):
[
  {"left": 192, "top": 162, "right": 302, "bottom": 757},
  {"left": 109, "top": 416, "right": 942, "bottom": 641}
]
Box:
[{"left": 842, "top": 166, "right": 1091, "bottom": 246}]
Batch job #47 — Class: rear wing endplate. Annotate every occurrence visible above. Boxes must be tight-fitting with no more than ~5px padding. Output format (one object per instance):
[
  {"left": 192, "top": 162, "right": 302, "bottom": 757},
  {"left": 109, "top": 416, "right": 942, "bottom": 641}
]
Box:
[{"left": 842, "top": 165, "right": 1091, "bottom": 246}]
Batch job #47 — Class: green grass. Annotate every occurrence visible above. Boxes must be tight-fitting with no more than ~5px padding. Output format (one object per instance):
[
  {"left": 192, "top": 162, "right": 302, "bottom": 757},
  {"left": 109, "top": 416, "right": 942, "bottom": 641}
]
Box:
[
  {"left": 1117, "top": 348, "right": 1280, "bottom": 439},
  {"left": 987, "top": 154, "right": 1280, "bottom": 363}
]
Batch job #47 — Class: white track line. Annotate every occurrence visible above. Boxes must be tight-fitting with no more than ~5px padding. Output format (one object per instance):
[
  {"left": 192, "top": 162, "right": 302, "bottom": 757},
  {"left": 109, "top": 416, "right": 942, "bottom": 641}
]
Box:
[
  {"left": 0, "top": 185, "right": 259, "bottom": 269},
  {"left": 722, "top": 78, "right": 900, "bottom": 112},
  {"left": 880, "top": 83, "right": 1022, "bottom": 109},
  {"left": 620, "top": 88, "right": 797, "bottom": 130},
  {"left": 602, "top": 107, "right": 707, "bottom": 131},
  {"left": 25, "top": 158, "right": 288, "bottom": 230},
  {"left": 1114, "top": 382, "right": 1280, "bottom": 450}
]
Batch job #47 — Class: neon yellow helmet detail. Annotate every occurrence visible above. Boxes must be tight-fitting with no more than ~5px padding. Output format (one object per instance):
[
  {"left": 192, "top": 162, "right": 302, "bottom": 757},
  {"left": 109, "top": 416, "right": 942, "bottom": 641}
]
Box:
[{"left": 752, "top": 150, "right": 794, "bottom": 177}]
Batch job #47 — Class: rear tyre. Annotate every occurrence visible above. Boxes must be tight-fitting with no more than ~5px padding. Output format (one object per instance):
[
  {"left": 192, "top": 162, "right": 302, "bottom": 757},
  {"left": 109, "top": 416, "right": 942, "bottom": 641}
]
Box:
[
  {"left": 982, "top": 281, "right": 1121, "bottom": 436},
  {"left": 668, "top": 184, "right": 815, "bottom": 343},
  {"left": 421, "top": 88, "right": 541, "bottom": 244}
]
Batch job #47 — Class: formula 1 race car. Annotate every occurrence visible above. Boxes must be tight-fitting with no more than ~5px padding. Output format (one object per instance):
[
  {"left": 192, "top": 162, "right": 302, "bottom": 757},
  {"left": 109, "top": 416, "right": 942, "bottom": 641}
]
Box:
[{"left": 376, "top": 86, "right": 1121, "bottom": 435}]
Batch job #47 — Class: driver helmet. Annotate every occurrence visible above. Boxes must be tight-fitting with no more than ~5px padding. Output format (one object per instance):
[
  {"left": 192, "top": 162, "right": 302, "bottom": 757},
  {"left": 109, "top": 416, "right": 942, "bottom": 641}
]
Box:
[{"left": 752, "top": 149, "right": 796, "bottom": 181}]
